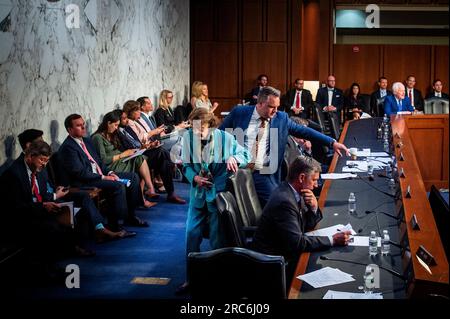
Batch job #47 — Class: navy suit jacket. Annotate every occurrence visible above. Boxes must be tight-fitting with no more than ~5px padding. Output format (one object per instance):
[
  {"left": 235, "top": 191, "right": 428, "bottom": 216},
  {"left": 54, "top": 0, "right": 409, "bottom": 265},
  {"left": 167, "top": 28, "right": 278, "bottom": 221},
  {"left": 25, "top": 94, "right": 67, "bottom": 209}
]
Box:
[
  {"left": 316, "top": 87, "right": 344, "bottom": 112},
  {"left": 384, "top": 95, "right": 414, "bottom": 115},
  {"left": 425, "top": 92, "right": 449, "bottom": 100},
  {"left": 1, "top": 157, "right": 54, "bottom": 224},
  {"left": 59, "top": 136, "right": 109, "bottom": 185},
  {"left": 253, "top": 181, "right": 331, "bottom": 262},
  {"left": 219, "top": 106, "right": 333, "bottom": 183}
]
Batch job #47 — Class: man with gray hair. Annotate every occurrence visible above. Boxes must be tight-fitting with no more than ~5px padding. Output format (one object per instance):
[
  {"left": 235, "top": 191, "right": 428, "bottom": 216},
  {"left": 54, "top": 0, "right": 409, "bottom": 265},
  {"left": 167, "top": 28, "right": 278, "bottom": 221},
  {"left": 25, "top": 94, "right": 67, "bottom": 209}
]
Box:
[
  {"left": 384, "top": 82, "right": 414, "bottom": 115},
  {"left": 252, "top": 155, "right": 351, "bottom": 287},
  {"left": 219, "top": 86, "right": 349, "bottom": 207}
]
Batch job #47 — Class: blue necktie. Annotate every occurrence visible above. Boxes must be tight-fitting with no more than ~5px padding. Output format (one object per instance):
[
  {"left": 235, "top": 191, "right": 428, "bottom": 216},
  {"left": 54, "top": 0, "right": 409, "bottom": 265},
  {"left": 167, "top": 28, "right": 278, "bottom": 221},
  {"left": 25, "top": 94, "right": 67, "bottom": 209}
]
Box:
[
  {"left": 397, "top": 99, "right": 402, "bottom": 111},
  {"left": 142, "top": 114, "right": 154, "bottom": 129}
]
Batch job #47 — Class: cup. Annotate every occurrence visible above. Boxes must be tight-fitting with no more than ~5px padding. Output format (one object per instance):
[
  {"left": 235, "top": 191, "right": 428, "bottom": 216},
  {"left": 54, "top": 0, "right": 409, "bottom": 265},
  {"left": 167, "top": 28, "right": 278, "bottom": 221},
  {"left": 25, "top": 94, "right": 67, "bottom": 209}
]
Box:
[{"left": 349, "top": 148, "right": 358, "bottom": 160}]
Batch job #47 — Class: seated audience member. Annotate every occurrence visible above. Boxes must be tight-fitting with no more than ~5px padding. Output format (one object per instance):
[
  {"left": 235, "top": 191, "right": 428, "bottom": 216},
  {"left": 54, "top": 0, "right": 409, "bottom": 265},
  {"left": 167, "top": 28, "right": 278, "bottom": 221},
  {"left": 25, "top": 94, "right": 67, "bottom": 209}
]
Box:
[
  {"left": 405, "top": 75, "right": 424, "bottom": 111},
  {"left": 91, "top": 111, "right": 158, "bottom": 209},
  {"left": 1, "top": 141, "right": 96, "bottom": 281},
  {"left": 282, "top": 78, "right": 313, "bottom": 119},
  {"left": 315, "top": 75, "right": 343, "bottom": 124},
  {"left": 344, "top": 82, "right": 368, "bottom": 121},
  {"left": 193, "top": 82, "right": 219, "bottom": 113},
  {"left": 59, "top": 114, "right": 143, "bottom": 232},
  {"left": 384, "top": 82, "right": 415, "bottom": 115},
  {"left": 125, "top": 99, "right": 166, "bottom": 145},
  {"left": 176, "top": 107, "right": 251, "bottom": 294},
  {"left": 115, "top": 109, "right": 186, "bottom": 204},
  {"left": 153, "top": 89, "right": 190, "bottom": 133},
  {"left": 247, "top": 74, "right": 268, "bottom": 105},
  {"left": 252, "top": 156, "right": 351, "bottom": 286},
  {"left": 190, "top": 81, "right": 203, "bottom": 108},
  {"left": 425, "top": 79, "right": 449, "bottom": 100},
  {"left": 370, "top": 76, "right": 392, "bottom": 117},
  {"left": 16, "top": 129, "right": 125, "bottom": 243}
]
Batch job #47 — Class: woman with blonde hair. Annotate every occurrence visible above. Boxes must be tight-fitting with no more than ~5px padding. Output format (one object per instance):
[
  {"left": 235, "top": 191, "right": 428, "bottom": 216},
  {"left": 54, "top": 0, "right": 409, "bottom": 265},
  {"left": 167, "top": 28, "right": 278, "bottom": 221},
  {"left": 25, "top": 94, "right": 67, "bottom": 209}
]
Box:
[
  {"left": 190, "top": 81, "right": 203, "bottom": 107},
  {"left": 154, "top": 89, "right": 190, "bottom": 133},
  {"left": 193, "top": 82, "right": 219, "bottom": 113}
]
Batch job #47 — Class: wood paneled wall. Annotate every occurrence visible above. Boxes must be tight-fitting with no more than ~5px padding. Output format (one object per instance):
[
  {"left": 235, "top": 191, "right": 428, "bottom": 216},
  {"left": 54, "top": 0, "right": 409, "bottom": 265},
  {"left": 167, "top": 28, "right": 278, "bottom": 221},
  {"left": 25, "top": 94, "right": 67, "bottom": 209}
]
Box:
[
  {"left": 333, "top": 45, "right": 449, "bottom": 95},
  {"left": 191, "top": 0, "right": 449, "bottom": 112}
]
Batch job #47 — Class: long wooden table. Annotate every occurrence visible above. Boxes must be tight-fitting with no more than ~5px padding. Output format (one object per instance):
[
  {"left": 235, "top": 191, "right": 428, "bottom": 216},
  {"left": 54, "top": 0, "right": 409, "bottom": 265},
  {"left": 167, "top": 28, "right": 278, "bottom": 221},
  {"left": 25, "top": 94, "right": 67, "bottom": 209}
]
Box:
[{"left": 289, "top": 115, "right": 449, "bottom": 299}]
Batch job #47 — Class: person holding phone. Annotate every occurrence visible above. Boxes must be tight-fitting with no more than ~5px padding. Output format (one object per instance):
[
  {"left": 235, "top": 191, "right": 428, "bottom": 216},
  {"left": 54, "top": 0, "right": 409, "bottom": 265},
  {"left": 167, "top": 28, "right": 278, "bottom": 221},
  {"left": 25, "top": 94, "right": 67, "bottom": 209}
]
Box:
[{"left": 176, "top": 107, "right": 251, "bottom": 294}]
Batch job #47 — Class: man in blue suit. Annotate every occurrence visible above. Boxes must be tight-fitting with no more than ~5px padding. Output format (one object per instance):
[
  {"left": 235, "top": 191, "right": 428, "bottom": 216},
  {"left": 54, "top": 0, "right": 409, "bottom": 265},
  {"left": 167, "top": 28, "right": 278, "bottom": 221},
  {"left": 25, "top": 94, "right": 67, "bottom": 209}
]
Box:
[
  {"left": 219, "top": 86, "right": 349, "bottom": 208},
  {"left": 59, "top": 114, "right": 143, "bottom": 234},
  {"left": 315, "top": 75, "right": 344, "bottom": 125},
  {"left": 384, "top": 82, "right": 415, "bottom": 116}
]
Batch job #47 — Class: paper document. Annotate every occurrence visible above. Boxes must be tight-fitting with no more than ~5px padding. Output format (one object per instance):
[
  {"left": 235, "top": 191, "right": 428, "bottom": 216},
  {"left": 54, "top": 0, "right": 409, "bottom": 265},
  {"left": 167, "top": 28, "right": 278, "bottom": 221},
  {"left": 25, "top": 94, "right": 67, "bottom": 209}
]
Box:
[
  {"left": 342, "top": 161, "right": 368, "bottom": 173},
  {"left": 122, "top": 149, "right": 145, "bottom": 162},
  {"left": 323, "top": 290, "right": 383, "bottom": 299},
  {"left": 305, "top": 223, "right": 356, "bottom": 237},
  {"left": 360, "top": 112, "right": 372, "bottom": 119},
  {"left": 370, "top": 152, "right": 390, "bottom": 157},
  {"left": 321, "top": 173, "right": 357, "bottom": 180},
  {"left": 55, "top": 201, "right": 75, "bottom": 228},
  {"left": 348, "top": 236, "right": 382, "bottom": 247},
  {"left": 297, "top": 267, "right": 355, "bottom": 288},
  {"left": 356, "top": 149, "right": 371, "bottom": 157}
]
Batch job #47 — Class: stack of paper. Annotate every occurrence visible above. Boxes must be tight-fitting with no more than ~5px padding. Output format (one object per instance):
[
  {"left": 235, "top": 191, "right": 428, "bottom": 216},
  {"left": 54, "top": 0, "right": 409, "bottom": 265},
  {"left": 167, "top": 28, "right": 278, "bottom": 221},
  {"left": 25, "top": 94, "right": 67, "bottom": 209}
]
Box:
[
  {"left": 321, "top": 173, "right": 357, "bottom": 180},
  {"left": 342, "top": 160, "right": 368, "bottom": 173},
  {"left": 305, "top": 223, "right": 357, "bottom": 237},
  {"left": 297, "top": 267, "right": 355, "bottom": 288},
  {"left": 323, "top": 290, "right": 383, "bottom": 299},
  {"left": 356, "top": 149, "right": 371, "bottom": 157}
]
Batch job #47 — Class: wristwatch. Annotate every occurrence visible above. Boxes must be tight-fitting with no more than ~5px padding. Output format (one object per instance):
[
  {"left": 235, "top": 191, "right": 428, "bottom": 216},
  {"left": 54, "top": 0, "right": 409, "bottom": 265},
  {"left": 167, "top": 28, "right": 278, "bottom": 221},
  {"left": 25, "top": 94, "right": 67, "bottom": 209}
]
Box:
[{"left": 330, "top": 138, "right": 336, "bottom": 148}]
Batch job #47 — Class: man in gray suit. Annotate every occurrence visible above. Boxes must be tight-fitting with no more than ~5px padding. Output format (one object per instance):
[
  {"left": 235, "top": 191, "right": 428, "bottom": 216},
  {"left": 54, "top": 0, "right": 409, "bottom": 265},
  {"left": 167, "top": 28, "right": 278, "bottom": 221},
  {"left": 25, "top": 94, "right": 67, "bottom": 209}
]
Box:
[{"left": 252, "top": 156, "right": 351, "bottom": 286}]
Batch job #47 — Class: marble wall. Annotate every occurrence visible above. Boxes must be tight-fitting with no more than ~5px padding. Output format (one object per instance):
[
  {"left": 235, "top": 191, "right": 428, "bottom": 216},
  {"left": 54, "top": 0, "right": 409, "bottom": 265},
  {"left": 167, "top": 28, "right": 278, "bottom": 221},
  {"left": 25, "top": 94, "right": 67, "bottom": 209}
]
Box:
[{"left": 0, "top": 0, "right": 189, "bottom": 167}]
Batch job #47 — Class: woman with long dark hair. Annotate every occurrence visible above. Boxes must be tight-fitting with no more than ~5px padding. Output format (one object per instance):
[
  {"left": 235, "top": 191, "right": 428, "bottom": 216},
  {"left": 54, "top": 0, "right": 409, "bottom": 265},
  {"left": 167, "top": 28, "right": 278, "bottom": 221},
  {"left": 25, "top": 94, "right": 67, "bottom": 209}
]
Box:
[
  {"left": 92, "top": 111, "right": 158, "bottom": 210},
  {"left": 344, "top": 82, "right": 367, "bottom": 121}
]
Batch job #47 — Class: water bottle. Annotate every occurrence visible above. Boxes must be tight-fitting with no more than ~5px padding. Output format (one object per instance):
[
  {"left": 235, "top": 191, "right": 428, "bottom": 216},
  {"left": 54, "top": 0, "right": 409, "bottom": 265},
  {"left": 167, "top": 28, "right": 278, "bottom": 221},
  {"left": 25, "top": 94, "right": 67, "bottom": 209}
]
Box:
[
  {"left": 383, "top": 139, "right": 389, "bottom": 152},
  {"left": 118, "top": 178, "right": 131, "bottom": 187},
  {"left": 367, "top": 159, "right": 374, "bottom": 176},
  {"left": 363, "top": 265, "right": 375, "bottom": 293},
  {"left": 388, "top": 178, "right": 396, "bottom": 192},
  {"left": 385, "top": 162, "right": 392, "bottom": 178},
  {"left": 348, "top": 192, "right": 356, "bottom": 215},
  {"left": 377, "top": 125, "right": 382, "bottom": 140},
  {"left": 369, "top": 231, "right": 378, "bottom": 256},
  {"left": 381, "top": 230, "right": 390, "bottom": 255}
]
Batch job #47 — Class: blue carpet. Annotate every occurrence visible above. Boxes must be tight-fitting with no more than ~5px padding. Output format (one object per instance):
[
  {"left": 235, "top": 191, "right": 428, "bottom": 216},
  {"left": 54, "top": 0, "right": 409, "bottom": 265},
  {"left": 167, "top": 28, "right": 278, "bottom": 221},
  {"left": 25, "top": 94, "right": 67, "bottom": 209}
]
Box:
[{"left": 14, "top": 182, "right": 210, "bottom": 299}]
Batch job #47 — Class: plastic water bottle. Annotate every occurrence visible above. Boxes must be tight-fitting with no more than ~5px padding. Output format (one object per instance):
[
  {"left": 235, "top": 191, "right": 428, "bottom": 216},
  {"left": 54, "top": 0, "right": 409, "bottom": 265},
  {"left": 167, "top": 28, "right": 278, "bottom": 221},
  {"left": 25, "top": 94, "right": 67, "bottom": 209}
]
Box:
[
  {"left": 369, "top": 231, "right": 378, "bottom": 256},
  {"left": 383, "top": 139, "right": 389, "bottom": 152},
  {"left": 363, "top": 265, "right": 375, "bottom": 293},
  {"left": 377, "top": 125, "right": 382, "bottom": 140},
  {"left": 118, "top": 178, "right": 131, "bottom": 187},
  {"left": 383, "top": 114, "right": 388, "bottom": 125},
  {"left": 367, "top": 160, "right": 374, "bottom": 176},
  {"left": 381, "top": 230, "right": 390, "bottom": 256},
  {"left": 388, "top": 178, "right": 396, "bottom": 192},
  {"left": 348, "top": 192, "right": 356, "bottom": 215},
  {"left": 386, "top": 162, "right": 392, "bottom": 178}
]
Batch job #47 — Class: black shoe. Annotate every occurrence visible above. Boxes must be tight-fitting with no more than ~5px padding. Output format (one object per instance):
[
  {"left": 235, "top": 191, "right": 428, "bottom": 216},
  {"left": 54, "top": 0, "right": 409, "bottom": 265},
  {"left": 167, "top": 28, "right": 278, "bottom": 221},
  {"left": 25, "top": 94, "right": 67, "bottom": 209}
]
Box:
[
  {"left": 175, "top": 282, "right": 190, "bottom": 295},
  {"left": 124, "top": 216, "right": 149, "bottom": 227}
]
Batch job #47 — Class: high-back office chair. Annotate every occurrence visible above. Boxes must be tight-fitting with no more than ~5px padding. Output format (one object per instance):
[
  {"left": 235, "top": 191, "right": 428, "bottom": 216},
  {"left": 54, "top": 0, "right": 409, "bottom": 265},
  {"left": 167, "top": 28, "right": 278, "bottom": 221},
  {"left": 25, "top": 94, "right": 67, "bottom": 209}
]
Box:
[
  {"left": 360, "top": 94, "right": 371, "bottom": 113},
  {"left": 329, "top": 113, "right": 341, "bottom": 140},
  {"left": 312, "top": 102, "right": 329, "bottom": 135},
  {"left": 227, "top": 169, "right": 262, "bottom": 227},
  {"left": 424, "top": 98, "right": 449, "bottom": 114},
  {"left": 428, "top": 185, "right": 449, "bottom": 260},
  {"left": 216, "top": 191, "right": 247, "bottom": 248},
  {"left": 187, "top": 247, "right": 286, "bottom": 299},
  {"left": 375, "top": 97, "right": 386, "bottom": 117}
]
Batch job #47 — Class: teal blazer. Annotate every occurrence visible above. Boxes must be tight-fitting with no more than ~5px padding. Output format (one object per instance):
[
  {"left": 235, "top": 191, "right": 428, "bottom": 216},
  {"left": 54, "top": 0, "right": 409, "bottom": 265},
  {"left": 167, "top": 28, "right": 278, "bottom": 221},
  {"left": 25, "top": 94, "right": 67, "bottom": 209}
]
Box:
[{"left": 182, "top": 128, "right": 250, "bottom": 208}]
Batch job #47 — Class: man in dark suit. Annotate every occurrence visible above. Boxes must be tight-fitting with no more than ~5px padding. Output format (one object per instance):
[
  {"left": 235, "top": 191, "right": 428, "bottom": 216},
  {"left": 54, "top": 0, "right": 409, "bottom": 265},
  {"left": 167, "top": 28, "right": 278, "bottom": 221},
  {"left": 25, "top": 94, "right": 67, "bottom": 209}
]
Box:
[
  {"left": 16, "top": 129, "right": 129, "bottom": 243},
  {"left": 282, "top": 78, "right": 313, "bottom": 119},
  {"left": 425, "top": 79, "right": 449, "bottom": 100},
  {"left": 370, "top": 76, "right": 393, "bottom": 117},
  {"left": 219, "top": 86, "right": 349, "bottom": 208},
  {"left": 115, "top": 109, "right": 186, "bottom": 204},
  {"left": 405, "top": 75, "right": 424, "bottom": 111},
  {"left": 252, "top": 156, "right": 351, "bottom": 286},
  {"left": 59, "top": 114, "right": 143, "bottom": 232},
  {"left": 315, "top": 75, "right": 344, "bottom": 125},
  {"left": 1, "top": 141, "right": 96, "bottom": 273},
  {"left": 384, "top": 82, "right": 415, "bottom": 115},
  {"left": 246, "top": 74, "right": 268, "bottom": 105}
]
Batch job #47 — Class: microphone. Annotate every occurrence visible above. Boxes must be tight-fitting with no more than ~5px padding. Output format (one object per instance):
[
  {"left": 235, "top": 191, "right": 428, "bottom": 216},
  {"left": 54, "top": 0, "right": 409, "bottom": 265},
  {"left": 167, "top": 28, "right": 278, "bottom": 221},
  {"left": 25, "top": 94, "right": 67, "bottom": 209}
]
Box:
[{"left": 319, "top": 255, "right": 406, "bottom": 281}]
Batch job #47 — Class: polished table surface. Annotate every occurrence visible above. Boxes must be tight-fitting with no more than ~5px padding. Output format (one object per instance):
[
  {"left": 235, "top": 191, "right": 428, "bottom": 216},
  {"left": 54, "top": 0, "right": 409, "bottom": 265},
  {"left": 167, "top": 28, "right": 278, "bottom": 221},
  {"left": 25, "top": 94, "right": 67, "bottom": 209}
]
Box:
[{"left": 290, "top": 118, "right": 407, "bottom": 299}]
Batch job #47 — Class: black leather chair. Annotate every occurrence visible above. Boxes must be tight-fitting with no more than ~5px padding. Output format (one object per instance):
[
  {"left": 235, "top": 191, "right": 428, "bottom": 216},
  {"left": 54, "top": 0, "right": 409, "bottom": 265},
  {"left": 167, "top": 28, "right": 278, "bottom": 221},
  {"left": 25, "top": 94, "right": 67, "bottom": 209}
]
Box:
[
  {"left": 428, "top": 185, "right": 449, "bottom": 260},
  {"left": 227, "top": 169, "right": 262, "bottom": 228},
  {"left": 329, "top": 113, "right": 341, "bottom": 140},
  {"left": 216, "top": 191, "right": 247, "bottom": 248},
  {"left": 424, "top": 98, "right": 449, "bottom": 114},
  {"left": 360, "top": 93, "right": 371, "bottom": 114},
  {"left": 312, "top": 102, "right": 329, "bottom": 135},
  {"left": 187, "top": 247, "right": 286, "bottom": 299}
]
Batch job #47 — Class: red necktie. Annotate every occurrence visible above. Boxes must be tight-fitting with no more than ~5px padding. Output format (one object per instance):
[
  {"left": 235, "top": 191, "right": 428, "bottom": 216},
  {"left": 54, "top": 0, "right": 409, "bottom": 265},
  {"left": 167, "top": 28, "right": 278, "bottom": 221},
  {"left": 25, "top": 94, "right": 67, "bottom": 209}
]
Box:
[
  {"left": 80, "top": 140, "right": 103, "bottom": 175},
  {"left": 31, "top": 172, "right": 42, "bottom": 203},
  {"left": 295, "top": 91, "right": 300, "bottom": 109},
  {"left": 409, "top": 90, "right": 413, "bottom": 106}
]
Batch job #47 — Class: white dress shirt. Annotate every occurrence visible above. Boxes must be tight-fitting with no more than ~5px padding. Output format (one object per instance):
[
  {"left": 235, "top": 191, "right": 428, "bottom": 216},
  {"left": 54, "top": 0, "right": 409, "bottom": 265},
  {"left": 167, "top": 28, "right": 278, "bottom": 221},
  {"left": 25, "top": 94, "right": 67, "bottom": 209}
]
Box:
[{"left": 246, "top": 108, "right": 270, "bottom": 170}]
